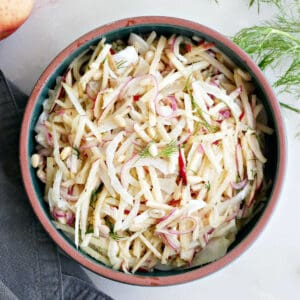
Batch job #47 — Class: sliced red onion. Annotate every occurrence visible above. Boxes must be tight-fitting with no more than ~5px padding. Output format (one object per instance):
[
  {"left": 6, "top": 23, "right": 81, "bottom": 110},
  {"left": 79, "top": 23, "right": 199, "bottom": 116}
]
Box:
[
  {"left": 237, "top": 204, "right": 245, "bottom": 219},
  {"left": 52, "top": 207, "right": 66, "bottom": 219},
  {"left": 124, "top": 128, "right": 134, "bottom": 135},
  {"left": 246, "top": 183, "right": 257, "bottom": 208},
  {"left": 230, "top": 86, "right": 242, "bottom": 99},
  {"left": 155, "top": 95, "right": 177, "bottom": 118},
  {"left": 213, "top": 68, "right": 221, "bottom": 76},
  {"left": 241, "top": 204, "right": 248, "bottom": 218},
  {"left": 211, "top": 79, "right": 220, "bottom": 87},
  {"left": 66, "top": 211, "right": 75, "bottom": 225},
  {"left": 207, "top": 49, "right": 217, "bottom": 57},
  {"left": 225, "top": 211, "right": 238, "bottom": 222},
  {"left": 57, "top": 85, "right": 66, "bottom": 101},
  {"left": 231, "top": 179, "right": 248, "bottom": 190},
  {"left": 101, "top": 138, "right": 113, "bottom": 146},
  {"left": 66, "top": 155, "right": 77, "bottom": 173},
  {"left": 68, "top": 186, "right": 74, "bottom": 194},
  {"left": 159, "top": 233, "right": 180, "bottom": 251},
  {"left": 132, "top": 140, "right": 143, "bottom": 147},
  {"left": 157, "top": 208, "right": 177, "bottom": 223},
  {"left": 56, "top": 109, "right": 65, "bottom": 116},
  {"left": 61, "top": 68, "right": 71, "bottom": 84},
  {"left": 170, "top": 95, "right": 177, "bottom": 111},
  {"left": 207, "top": 227, "right": 215, "bottom": 235},
  {"left": 42, "top": 124, "right": 53, "bottom": 146},
  {"left": 256, "top": 180, "right": 263, "bottom": 192},
  {"left": 49, "top": 103, "right": 58, "bottom": 114},
  {"left": 203, "top": 233, "right": 209, "bottom": 244},
  {"left": 47, "top": 132, "right": 53, "bottom": 145},
  {"left": 178, "top": 132, "right": 191, "bottom": 145},
  {"left": 80, "top": 140, "right": 99, "bottom": 150},
  {"left": 198, "top": 144, "right": 204, "bottom": 154},
  {"left": 60, "top": 187, "right": 78, "bottom": 202},
  {"left": 219, "top": 109, "right": 231, "bottom": 120},
  {"left": 168, "top": 35, "right": 176, "bottom": 51},
  {"left": 178, "top": 147, "right": 187, "bottom": 186},
  {"left": 167, "top": 216, "right": 198, "bottom": 235}
]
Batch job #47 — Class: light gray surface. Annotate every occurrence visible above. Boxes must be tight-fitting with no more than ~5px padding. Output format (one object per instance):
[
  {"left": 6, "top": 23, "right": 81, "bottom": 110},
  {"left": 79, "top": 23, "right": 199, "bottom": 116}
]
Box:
[{"left": 1, "top": 1, "right": 299, "bottom": 299}]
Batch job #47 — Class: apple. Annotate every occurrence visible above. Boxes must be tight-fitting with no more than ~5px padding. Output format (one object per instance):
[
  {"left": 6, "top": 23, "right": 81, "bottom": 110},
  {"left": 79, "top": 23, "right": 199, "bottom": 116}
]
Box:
[{"left": 0, "top": 0, "right": 34, "bottom": 40}]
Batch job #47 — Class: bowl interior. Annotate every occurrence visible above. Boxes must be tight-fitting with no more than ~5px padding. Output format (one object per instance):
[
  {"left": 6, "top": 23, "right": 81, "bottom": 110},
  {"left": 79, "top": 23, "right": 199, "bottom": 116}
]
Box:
[{"left": 27, "top": 23, "right": 280, "bottom": 278}]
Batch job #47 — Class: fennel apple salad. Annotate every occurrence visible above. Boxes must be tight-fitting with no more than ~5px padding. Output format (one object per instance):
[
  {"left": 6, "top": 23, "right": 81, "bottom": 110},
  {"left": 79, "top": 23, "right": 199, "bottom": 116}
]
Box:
[{"left": 31, "top": 32, "right": 272, "bottom": 273}]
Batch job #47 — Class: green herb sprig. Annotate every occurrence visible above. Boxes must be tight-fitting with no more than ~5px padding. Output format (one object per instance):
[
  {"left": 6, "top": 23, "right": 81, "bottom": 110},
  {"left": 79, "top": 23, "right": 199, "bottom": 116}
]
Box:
[
  {"left": 90, "top": 183, "right": 103, "bottom": 207},
  {"left": 115, "top": 60, "right": 127, "bottom": 69},
  {"left": 104, "top": 216, "right": 122, "bottom": 240},
  {"left": 139, "top": 142, "right": 154, "bottom": 158},
  {"left": 72, "top": 146, "right": 80, "bottom": 158},
  {"left": 139, "top": 140, "right": 178, "bottom": 158},
  {"left": 233, "top": 0, "right": 300, "bottom": 112},
  {"left": 205, "top": 181, "right": 211, "bottom": 191},
  {"left": 158, "top": 140, "right": 178, "bottom": 158},
  {"left": 248, "top": 0, "right": 282, "bottom": 12},
  {"left": 213, "top": 0, "right": 282, "bottom": 11},
  {"left": 184, "top": 75, "right": 219, "bottom": 133}
]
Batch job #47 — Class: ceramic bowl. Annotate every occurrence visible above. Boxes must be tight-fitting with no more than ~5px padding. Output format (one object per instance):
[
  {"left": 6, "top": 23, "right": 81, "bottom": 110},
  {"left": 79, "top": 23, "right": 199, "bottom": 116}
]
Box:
[{"left": 20, "top": 16, "right": 286, "bottom": 286}]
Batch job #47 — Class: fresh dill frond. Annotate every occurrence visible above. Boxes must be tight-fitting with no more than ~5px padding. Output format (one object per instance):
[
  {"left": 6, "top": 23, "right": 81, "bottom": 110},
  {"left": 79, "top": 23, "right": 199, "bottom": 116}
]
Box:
[
  {"left": 90, "top": 183, "right": 103, "bottom": 207},
  {"left": 72, "top": 146, "right": 80, "bottom": 158},
  {"left": 139, "top": 142, "right": 153, "bottom": 158},
  {"left": 184, "top": 74, "right": 219, "bottom": 133},
  {"left": 109, "top": 232, "right": 122, "bottom": 240},
  {"left": 184, "top": 73, "right": 193, "bottom": 93},
  {"left": 249, "top": 0, "right": 282, "bottom": 12},
  {"left": 111, "top": 40, "right": 126, "bottom": 52},
  {"left": 191, "top": 98, "right": 219, "bottom": 133},
  {"left": 115, "top": 60, "right": 127, "bottom": 69},
  {"left": 86, "top": 224, "right": 94, "bottom": 234},
  {"left": 214, "top": 0, "right": 282, "bottom": 11},
  {"left": 104, "top": 216, "right": 114, "bottom": 231},
  {"left": 280, "top": 102, "right": 300, "bottom": 113},
  {"left": 233, "top": 1, "right": 300, "bottom": 112},
  {"left": 104, "top": 216, "right": 122, "bottom": 240},
  {"left": 139, "top": 140, "right": 178, "bottom": 158},
  {"left": 204, "top": 181, "right": 211, "bottom": 191},
  {"left": 159, "top": 140, "right": 178, "bottom": 158}
]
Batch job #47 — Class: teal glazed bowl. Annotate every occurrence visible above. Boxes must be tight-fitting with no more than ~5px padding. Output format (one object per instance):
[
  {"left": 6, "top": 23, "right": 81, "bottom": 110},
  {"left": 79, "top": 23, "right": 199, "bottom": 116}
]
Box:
[{"left": 20, "top": 16, "right": 286, "bottom": 286}]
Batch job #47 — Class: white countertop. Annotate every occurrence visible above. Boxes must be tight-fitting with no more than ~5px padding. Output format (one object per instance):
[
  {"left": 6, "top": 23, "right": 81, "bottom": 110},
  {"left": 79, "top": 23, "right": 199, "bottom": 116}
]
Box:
[{"left": 1, "top": 1, "right": 299, "bottom": 299}]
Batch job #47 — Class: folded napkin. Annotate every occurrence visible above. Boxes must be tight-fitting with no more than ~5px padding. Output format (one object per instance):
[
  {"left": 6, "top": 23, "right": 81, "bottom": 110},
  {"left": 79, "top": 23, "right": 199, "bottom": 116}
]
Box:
[{"left": 0, "top": 70, "right": 113, "bottom": 300}]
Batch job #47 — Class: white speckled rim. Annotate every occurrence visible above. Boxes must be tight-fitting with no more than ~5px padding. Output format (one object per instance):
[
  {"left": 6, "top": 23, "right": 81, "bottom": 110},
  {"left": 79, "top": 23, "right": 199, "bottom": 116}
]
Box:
[{"left": 20, "top": 16, "right": 286, "bottom": 286}]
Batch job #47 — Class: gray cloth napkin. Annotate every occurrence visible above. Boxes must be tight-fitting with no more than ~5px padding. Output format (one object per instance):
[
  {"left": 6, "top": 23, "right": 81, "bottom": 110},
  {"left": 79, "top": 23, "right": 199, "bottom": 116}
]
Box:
[{"left": 0, "top": 70, "right": 113, "bottom": 300}]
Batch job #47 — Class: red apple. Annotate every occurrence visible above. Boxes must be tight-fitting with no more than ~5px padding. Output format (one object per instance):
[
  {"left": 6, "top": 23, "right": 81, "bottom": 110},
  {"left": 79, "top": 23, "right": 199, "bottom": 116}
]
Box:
[{"left": 0, "top": 0, "right": 34, "bottom": 40}]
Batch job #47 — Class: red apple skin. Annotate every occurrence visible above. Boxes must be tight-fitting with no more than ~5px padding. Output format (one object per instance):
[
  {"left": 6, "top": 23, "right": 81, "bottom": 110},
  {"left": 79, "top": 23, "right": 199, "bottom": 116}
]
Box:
[{"left": 0, "top": 0, "right": 34, "bottom": 40}]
